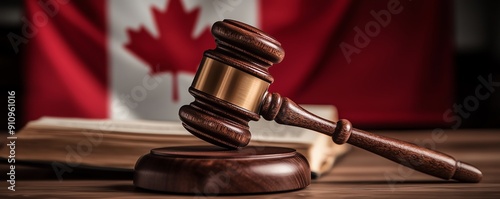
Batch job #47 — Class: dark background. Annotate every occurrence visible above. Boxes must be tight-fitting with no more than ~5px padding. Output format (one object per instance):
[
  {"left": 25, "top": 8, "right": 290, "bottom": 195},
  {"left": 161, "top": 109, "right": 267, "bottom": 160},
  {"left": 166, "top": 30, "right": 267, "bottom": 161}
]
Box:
[{"left": 1, "top": 0, "right": 499, "bottom": 129}]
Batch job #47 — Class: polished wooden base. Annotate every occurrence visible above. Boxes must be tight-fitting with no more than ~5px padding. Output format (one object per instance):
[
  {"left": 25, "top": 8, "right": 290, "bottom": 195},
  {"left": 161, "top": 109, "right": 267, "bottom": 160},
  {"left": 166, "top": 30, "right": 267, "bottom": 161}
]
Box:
[{"left": 134, "top": 146, "right": 310, "bottom": 194}]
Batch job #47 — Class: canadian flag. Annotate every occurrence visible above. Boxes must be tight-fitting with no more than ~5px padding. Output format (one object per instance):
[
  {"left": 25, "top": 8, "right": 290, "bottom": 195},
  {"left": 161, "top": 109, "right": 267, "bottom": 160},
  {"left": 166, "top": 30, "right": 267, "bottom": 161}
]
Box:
[{"left": 22, "top": 0, "right": 453, "bottom": 127}]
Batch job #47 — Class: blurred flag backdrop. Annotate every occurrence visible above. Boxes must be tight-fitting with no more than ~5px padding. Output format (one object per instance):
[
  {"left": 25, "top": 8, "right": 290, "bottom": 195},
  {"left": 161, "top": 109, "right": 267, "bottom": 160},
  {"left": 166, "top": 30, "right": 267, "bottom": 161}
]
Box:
[{"left": 23, "top": 0, "right": 453, "bottom": 127}]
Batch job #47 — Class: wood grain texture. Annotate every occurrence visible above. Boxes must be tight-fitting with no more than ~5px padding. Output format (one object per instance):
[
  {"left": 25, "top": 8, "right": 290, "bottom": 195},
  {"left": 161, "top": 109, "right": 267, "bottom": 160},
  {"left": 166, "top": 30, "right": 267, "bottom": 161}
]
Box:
[
  {"left": 261, "top": 93, "right": 482, "bottom": 182},
  {"left": 1, "top": 130, "right": 498, "bottom": 198},
  {"left": 134, "top": 146, "right": 310, "bottom": 194}
]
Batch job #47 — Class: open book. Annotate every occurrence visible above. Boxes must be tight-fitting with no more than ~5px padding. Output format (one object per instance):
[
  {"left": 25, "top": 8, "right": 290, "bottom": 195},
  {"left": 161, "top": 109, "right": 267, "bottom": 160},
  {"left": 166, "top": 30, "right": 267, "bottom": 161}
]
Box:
[{"left": 1, "top": 105, "right": 349, "bottom": 178}]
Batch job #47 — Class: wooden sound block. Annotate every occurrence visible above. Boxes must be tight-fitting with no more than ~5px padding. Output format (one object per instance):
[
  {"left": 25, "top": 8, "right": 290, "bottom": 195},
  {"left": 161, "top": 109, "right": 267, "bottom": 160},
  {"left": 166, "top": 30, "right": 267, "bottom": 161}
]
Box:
[{"left": 134, "top": 146, "right": 311, "bottom": 194}]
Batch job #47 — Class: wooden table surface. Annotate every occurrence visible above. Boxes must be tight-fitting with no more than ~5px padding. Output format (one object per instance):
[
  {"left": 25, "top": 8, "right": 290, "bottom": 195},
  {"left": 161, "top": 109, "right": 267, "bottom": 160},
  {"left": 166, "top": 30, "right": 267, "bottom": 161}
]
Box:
[{"left": 1, "top": 129, "right": 499, "bottom": 198}]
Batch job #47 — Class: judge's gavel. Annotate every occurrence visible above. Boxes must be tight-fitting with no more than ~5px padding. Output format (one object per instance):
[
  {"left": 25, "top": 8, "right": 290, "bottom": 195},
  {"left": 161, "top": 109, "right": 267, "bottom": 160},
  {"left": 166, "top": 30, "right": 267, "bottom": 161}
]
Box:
[{"left": 179, "top": 19, "right": 482, "bottom": 183}]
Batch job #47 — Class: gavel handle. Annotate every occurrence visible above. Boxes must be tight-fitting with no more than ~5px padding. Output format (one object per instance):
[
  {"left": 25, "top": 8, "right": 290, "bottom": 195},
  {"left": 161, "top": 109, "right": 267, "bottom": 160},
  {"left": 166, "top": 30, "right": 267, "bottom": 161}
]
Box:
[{"left": 260, "top": 93, "right": 482, "bottom": 183}]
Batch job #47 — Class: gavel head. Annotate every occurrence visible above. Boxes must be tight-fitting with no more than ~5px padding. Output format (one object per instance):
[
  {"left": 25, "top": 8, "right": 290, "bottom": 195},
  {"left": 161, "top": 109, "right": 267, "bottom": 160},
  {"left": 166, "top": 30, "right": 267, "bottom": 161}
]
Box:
[{"left": 179, "top": 19, "right": 285, "bottom": 149}]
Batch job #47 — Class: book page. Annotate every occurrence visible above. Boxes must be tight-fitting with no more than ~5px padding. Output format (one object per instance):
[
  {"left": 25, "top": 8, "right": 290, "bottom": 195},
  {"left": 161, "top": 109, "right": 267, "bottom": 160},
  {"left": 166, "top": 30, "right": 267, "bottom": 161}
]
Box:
[
  {"left": 31, "top": 104, "right": 335, "bottom": 144},
  {"left": 32, "top": 117, "right": 190, "bottom": 135}
]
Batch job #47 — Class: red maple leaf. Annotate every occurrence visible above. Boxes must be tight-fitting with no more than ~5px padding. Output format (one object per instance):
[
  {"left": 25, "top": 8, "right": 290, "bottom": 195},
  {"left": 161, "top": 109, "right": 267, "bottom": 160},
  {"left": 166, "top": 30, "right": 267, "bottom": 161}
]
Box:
[{"left": 125, "top": 0, "right": 213, "bottom": 101}]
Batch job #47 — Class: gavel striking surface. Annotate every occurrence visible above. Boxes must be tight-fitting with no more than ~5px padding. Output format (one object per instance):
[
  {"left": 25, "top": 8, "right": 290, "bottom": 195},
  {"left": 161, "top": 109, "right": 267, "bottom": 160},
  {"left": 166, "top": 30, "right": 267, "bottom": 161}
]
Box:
[{"left": 134, "top": 146, "right": 311, "bottom": 194}]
